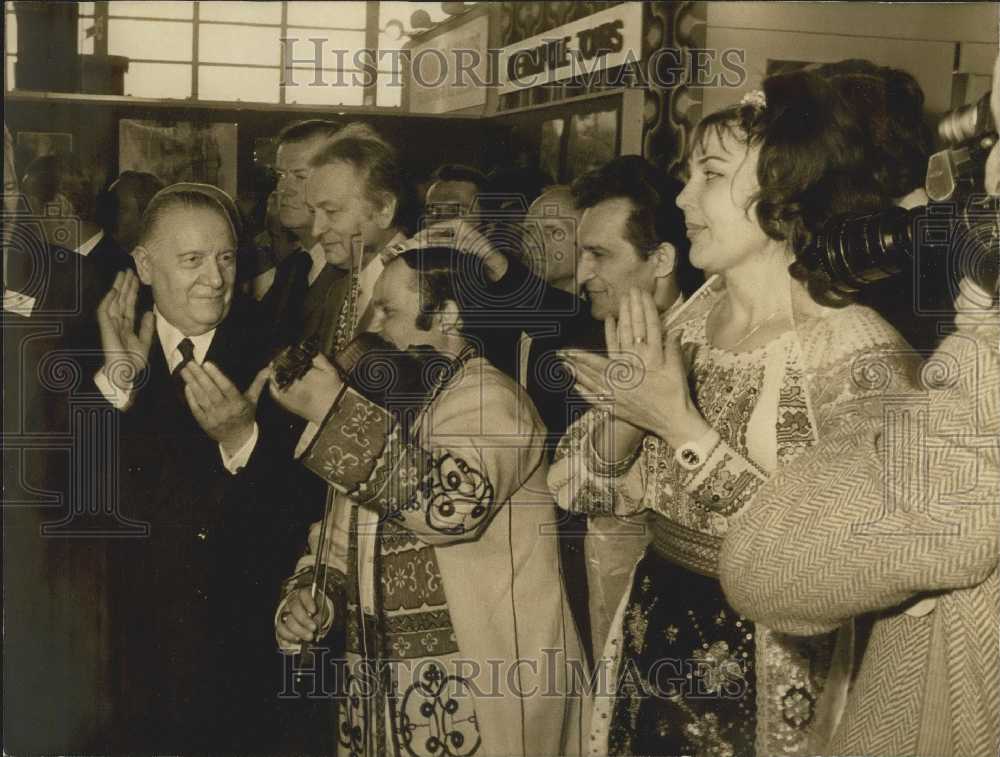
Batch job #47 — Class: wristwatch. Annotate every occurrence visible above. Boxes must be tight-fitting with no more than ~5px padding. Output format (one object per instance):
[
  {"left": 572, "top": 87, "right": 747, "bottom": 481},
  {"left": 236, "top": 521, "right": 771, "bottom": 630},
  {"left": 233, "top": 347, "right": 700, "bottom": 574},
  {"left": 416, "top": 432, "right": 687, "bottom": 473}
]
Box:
[{"left": 674, "top": 428, "right": 722, "bottom": 471}]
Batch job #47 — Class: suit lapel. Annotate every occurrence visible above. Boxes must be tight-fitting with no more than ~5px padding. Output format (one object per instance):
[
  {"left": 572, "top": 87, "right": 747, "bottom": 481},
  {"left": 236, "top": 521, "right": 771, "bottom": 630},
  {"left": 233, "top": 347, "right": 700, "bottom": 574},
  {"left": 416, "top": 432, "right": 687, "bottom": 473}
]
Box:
[{"left": 204, "top": 300, "right": 266, "bottom": 391}]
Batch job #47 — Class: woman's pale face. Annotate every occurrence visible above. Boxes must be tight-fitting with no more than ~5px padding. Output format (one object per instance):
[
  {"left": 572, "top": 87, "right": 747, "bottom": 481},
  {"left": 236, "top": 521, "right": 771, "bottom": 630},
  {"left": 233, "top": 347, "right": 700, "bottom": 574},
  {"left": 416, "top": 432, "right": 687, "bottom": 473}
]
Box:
[{"left": 676, "top": 128, "right": 773, "bottom": 275}]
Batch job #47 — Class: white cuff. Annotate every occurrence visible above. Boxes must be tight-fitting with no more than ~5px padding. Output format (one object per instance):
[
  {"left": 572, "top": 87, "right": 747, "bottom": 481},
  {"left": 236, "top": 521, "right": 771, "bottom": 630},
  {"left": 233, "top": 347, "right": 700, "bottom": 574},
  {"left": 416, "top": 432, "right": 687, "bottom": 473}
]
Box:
[
  {"left": 220, "top": 422, "right": 259, "bottom": 474},
  {"left": 94, "top": 366, "right": 133, "bottom": 410}
]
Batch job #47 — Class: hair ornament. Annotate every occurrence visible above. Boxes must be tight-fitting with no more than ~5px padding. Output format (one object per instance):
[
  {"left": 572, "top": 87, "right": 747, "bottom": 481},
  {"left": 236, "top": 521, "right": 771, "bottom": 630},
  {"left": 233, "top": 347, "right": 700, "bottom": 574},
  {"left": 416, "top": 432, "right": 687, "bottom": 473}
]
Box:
[{"left": 740, "top": 89, "right": 767, "bottom": 111}]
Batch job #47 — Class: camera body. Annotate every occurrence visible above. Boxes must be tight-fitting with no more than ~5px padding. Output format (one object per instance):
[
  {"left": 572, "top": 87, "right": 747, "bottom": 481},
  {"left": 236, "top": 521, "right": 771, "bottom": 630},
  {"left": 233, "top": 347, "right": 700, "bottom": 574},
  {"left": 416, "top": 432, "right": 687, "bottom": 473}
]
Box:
[
  {"left": 804, "top": 96, "right": 999, "bottom": 300},
  {"left": 927, "top": 91, "right": 997, "bottom": 203},
  {"left": 806, "top": 195, "right": 999, "bottom": 300}
]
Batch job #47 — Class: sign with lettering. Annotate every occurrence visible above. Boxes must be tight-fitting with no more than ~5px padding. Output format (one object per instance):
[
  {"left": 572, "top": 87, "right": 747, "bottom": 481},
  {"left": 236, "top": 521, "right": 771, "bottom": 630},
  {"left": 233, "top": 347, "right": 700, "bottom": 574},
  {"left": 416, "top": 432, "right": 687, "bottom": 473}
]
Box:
[
  {"left": 408, "top": 14, "right": 489, "bottom": 114},
  {"left": 497, "top": 3, "right": 644, "bottom": 94}
]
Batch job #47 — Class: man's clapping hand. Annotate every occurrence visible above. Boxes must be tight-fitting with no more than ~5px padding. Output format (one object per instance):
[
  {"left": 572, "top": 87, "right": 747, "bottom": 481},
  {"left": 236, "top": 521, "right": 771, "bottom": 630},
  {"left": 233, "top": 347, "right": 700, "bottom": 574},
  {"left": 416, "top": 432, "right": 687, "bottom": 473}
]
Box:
[
  {"left": 97, "top": 269, "right": 155, "bottom": 379},
  {"left": 181, "top": 362, "right": 269, "bottom": 456}
]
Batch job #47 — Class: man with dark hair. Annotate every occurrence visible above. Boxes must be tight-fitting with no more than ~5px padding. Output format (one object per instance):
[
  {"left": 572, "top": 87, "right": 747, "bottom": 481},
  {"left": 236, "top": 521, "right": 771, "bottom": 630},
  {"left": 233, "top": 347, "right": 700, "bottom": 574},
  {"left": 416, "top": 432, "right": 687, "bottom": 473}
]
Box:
[
  {"left": 272, "top": 247, "right": 588, "bottom": 757},
  {"left": 102, "top": 171, "right": 165, "bottom": 250},
  {"left": 572, "top": 154, "right": 693, "bottom": 321},
  {"left": 566, "top": 154, "right": 694, "bottom": 661},
  {"left": 424, "top": 163, "right": 487, "bottom": 225},
  {"left": 261, "top": 119, "right": 341, "bottom": 348}
]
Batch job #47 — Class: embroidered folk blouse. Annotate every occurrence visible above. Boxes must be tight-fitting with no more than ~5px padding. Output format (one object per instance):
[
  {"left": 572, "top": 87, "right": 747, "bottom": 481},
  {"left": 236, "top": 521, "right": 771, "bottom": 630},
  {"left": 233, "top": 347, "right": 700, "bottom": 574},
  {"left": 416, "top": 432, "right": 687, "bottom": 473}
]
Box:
[{"left": 548, "top": 281, "right": 919, "bottom": 756}]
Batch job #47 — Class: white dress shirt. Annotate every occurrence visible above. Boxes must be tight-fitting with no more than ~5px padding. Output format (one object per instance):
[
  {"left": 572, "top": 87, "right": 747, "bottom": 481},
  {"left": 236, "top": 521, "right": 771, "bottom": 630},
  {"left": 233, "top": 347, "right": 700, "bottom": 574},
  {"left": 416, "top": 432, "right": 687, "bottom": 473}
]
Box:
[
  {"left": 306, "top": 240, "right": 326, "bottom": 286},
  {"left": 94, "top": 308, "right": 258, "bottom": 473},
  {"left": 75, "top": 230, "right": 104, "bottom": 257}
]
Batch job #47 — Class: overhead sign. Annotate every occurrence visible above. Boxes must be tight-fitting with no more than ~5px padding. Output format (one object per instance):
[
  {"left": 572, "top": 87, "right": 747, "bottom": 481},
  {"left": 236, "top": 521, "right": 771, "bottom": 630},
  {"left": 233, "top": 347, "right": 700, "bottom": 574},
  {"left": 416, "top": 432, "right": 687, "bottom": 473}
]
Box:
[
  {"left": 408, "top": 14, "right": 489, "bottom": 114},
  {"left": 497, "top": 3, "right": 644, "bottom": 95}
]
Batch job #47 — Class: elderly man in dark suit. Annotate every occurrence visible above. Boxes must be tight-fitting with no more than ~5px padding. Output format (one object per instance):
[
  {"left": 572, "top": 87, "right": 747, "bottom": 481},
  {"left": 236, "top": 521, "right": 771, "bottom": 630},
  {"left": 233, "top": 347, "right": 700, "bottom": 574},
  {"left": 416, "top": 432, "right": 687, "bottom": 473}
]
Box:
[{"left": 93, "top": 185, "right": 307, "bottom": 754}]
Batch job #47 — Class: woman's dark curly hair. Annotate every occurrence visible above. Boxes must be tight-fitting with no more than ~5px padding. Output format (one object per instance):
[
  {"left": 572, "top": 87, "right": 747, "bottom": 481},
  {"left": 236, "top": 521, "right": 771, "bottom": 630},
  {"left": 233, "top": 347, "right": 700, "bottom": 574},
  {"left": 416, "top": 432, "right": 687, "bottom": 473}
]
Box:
[
  {"left": 811, "top": 59, "right": 934, "bottom": 200},
  {"left": 690, "top": 68, "right": 891, "bottom": 305}
]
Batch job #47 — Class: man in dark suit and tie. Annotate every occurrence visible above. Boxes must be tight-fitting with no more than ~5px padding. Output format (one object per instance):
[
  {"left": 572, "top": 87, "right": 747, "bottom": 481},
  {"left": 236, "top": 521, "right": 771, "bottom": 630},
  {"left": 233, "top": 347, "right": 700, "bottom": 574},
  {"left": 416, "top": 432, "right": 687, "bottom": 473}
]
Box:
[{"left": 93, "top": 186, "right": 307, "bottom": 754}]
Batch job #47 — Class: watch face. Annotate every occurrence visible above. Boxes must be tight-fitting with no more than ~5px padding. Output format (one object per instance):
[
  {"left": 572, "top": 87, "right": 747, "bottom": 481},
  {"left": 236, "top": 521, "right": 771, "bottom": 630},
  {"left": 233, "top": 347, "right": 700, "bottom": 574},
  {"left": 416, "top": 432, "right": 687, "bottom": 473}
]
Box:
[
  {"left": 676, "top": 443, "right": 705, "bottom": 471},
  {"left": 680, "top": 447, "right": 700, "bottom": 466}
]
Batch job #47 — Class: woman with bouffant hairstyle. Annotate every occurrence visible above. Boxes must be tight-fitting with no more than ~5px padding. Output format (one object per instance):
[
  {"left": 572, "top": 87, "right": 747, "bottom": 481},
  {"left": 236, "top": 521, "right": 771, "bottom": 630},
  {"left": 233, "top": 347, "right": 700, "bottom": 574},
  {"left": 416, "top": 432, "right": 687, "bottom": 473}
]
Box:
[{"left": 552, "top": 68, "right": 919, "bottom": 756}]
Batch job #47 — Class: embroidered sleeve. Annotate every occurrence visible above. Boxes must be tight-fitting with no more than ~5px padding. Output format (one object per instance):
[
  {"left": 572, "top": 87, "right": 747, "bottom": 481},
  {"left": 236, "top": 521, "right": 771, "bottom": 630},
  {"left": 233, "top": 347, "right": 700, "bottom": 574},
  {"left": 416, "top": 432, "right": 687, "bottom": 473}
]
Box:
[
  {"left": 300, "top": 388, "right": 394, "bottom": 493},
  {"left": 681, "top": 441, "right": 768, "bottom": 516},
  {"left": 548, "top": 408, "right": 647, "bottom": 516},
  {"left": 302, "top": 373, "right": 544, "bottom": 546}
]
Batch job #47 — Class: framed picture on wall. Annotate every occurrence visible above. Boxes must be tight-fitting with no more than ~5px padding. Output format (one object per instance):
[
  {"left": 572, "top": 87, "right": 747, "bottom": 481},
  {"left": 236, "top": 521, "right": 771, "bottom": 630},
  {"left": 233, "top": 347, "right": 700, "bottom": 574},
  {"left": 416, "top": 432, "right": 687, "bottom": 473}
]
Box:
[
  {"left": 118, "top": 120, "right": 238, "bottom": 197},
  {"left": 17, "top": 131, "right": 74, "bottom": 163},
  {"left": 566, "top": 107, "right": 619, "bottom": 181}
]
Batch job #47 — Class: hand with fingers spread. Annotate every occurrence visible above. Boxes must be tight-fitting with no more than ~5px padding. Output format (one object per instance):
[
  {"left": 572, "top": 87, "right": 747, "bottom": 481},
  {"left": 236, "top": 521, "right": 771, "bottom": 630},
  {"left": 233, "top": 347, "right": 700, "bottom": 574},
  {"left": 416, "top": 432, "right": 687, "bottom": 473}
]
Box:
[
  {"left": 97, "top": 269, "right": 155, "bottom": 378},
  {"left": 269, "top": 352, "right": 344, "bottom": 424},
  {"left": 562, "top": 288, "right": 713, "bottom": 450},
  {"left": 180, "top": 361, "right": 270, "bottom": 456},
  {"left": 275, "top": 588, "right": 332, "bottom": 647}
]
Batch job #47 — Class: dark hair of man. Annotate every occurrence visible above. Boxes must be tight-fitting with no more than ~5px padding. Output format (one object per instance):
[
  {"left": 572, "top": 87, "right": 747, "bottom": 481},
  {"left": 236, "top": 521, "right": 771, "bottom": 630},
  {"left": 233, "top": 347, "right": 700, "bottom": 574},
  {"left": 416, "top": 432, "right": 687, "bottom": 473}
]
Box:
[
  {"left": 96, "top": 171, "right": 166, "bottom": 234},
  {"left": 571, "top": 155, "right": 690, "bottom": 263},
  {"left": 310, "top": 136, "right": 412, "bottom": 232},
  {"left": 430, "top": 164, "right": 488, "bottom": 193},
  {"left": 397, "top": 246, "right": 494, "bottom": 332},
  {"left": 691, "top": 68, "right": 888, "bottom": 305},
  {"left": 811, "top": 59, "right": 933, "bottom": 200},
  {"left": 137, "top": 189, "right": 237, "bottom": 249},
  {"left": 275, "top": 118, "right": 340, "bottom": 147}
]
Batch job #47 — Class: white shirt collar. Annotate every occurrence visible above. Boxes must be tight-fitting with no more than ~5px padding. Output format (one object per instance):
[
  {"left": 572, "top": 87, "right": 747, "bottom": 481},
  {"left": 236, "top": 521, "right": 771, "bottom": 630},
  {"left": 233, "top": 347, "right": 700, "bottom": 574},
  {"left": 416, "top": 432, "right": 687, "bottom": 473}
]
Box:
[
  {"left": 356, "top": 232, "right": 405, "bottom": 316},
  {"left": 153, "top": 306, "right": 217, "bottom": 372},
  {"left": 76, "top": 230, "right": 104, "bottom": 257},
  {"left": 306, "top": 241, "right": 326, "bottom": 286}
]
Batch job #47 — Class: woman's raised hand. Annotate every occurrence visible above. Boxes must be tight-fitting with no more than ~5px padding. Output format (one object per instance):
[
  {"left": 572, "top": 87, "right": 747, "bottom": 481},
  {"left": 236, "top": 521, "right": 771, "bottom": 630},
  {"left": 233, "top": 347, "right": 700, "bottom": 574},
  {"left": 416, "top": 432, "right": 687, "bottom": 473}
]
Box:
[{"left": 563, "top": 288, "right": 712, "bottom": 448}]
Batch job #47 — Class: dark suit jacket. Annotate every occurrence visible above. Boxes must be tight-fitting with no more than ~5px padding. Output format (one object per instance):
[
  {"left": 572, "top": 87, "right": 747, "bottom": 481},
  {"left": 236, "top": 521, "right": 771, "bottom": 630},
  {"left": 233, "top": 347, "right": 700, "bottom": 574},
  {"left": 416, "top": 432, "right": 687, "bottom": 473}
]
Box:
[
  {"left": 481, "top": 256, "right": 605, "bottom": 453},
  {"left": 105, "top": 296, "right": 319, "bottom": 754},
  {"left": 262, "top": 249, "right": 352, "bottom": 356},
  {"left": 87, "top": 232, "right": 135, "bottom": 295}
]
